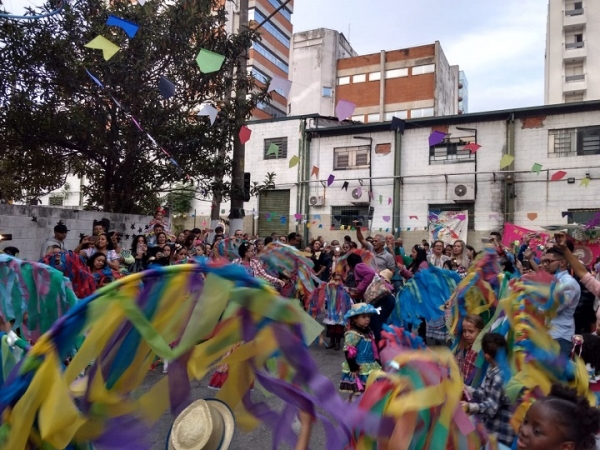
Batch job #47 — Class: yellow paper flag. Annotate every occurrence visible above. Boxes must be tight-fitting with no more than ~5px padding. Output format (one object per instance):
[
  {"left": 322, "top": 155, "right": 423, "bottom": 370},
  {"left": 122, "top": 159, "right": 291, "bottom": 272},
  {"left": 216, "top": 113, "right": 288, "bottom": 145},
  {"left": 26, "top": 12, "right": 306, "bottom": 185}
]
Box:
[
  {"left": 581, "top": 177, "right": 590, "bottom": 188},
  {"left": 500, "top": 154, "right": 515, "bottom": 169},
  {"left": 84, "top": 35, "right": 120, "bottom": 61},
  {"left": 289, "top": 155, "right": 300, "bottom": 168}
]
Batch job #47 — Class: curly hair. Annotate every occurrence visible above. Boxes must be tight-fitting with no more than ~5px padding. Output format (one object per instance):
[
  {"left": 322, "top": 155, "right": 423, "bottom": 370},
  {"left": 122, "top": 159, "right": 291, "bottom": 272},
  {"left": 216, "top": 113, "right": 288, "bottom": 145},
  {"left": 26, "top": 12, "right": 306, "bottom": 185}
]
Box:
[{"left": 539, "top": 383, "right": 600, "bottom": 450}]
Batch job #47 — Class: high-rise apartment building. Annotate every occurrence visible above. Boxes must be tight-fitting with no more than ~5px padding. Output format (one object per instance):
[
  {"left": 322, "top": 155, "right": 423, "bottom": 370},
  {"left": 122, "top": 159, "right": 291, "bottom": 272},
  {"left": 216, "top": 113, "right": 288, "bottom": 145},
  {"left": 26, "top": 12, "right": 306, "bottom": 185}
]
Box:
[
  {"left": 289, "top": 35, "right": 462, "bottom": 121},
  {"left": 222, "top": 0, "right": 293, "bottom": 119},
  {"left": 545, "top": 0, "right": 600, "bottom": 104}
]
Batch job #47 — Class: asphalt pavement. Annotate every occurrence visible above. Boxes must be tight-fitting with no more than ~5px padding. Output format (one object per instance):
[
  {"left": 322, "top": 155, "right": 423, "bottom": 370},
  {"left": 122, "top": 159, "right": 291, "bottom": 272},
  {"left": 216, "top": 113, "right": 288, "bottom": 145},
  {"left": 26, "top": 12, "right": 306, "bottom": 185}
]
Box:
[{"left": 143, "top": 342, "right": 345, "bottom": 450}]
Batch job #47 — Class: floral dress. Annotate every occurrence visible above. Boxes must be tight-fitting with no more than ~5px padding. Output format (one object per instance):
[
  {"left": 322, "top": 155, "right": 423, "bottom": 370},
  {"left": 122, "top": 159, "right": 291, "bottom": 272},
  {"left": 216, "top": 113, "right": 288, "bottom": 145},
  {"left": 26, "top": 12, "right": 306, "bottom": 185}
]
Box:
[{"left": 339, "top": 327, "right": 381, "bottom": 393}]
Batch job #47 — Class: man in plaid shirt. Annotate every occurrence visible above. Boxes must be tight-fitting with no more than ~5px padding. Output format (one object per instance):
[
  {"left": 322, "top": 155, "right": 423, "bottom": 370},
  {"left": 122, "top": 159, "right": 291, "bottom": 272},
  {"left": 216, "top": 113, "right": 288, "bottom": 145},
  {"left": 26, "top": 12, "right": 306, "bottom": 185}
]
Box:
[{"left": 462, "top": 333, "right": 515, "bottom": 447}]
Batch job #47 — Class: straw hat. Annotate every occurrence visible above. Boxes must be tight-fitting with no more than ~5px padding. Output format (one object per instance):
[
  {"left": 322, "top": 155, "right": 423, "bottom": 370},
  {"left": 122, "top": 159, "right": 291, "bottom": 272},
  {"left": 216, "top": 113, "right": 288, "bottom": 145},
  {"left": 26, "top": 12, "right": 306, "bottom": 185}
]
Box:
[
  {"left": 344, "top": 302, "right": 379, "bottom": 320},
  {"left": 168, "top": 399, "right": 235, "bottom": 450},
  {"left": 379, "top": 269, "right": 393, "bottom": 283}
]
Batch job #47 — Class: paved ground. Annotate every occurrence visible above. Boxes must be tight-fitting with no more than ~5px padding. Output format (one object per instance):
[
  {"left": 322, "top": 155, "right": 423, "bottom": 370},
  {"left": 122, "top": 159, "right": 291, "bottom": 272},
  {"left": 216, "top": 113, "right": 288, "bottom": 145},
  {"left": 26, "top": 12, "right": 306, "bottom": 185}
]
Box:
[{"left": 142, "top": 342, "right": 345, "bottom": 450}]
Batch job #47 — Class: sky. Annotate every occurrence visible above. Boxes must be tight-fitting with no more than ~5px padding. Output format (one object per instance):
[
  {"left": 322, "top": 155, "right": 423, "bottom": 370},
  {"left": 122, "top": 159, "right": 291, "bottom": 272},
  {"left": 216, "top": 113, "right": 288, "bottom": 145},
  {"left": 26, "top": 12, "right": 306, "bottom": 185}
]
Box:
[
  {"left": 292, "top": 0, "right": 548, "bottom": 113},
  {"left": 2, "top": 0, "right": 548, "bottom": 112}
]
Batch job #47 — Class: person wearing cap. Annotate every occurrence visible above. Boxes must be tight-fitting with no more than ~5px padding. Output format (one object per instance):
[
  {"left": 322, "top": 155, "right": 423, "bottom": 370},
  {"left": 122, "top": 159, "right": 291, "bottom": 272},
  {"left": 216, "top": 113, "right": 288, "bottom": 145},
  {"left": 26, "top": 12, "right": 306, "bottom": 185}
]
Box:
[
  {"left": 40, "top": 223, "right": 69, "bottom": 259},
  {"left": 2, "top": 246, "right": 19, "bottom": 257},
  {"left": 339, "top": 303, "right": 381, "bottom": 399},
  {"left": 167, "top": 398, "right": 234, "bottom": 450}
]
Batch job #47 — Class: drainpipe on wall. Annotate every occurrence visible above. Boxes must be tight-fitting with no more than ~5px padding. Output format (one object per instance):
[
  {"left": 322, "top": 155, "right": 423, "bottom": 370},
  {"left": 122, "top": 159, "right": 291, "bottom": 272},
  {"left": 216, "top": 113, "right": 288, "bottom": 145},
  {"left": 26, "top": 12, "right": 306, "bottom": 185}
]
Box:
[
  {"left": 504, "top": 113, "right": 516, "bottom": 225},
  {"left": 392, "top": 130, "right": 402, "bottom": 237},
  {"left": 301, "top": 119, "right": 311, "bottom": 245},
  {"left": 379, "top": 50, "right": 386, "bottom": 119},
  {"left": 296, "top": 119, "right": 305, "bottom": 237}
]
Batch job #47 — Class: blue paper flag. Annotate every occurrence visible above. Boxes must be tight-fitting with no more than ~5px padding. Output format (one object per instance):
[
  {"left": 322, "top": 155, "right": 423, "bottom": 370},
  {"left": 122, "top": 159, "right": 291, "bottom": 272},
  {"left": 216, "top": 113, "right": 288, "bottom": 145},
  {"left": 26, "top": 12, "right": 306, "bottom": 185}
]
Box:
[
  {"left": 85, "top": 69, "right": 104, "bottom": 88},
  {"left": 280, "top": 215, "right": 287, "bottom": 224},
  {"left": 106, "top": 15, "right": 140, "bottom": 38}
]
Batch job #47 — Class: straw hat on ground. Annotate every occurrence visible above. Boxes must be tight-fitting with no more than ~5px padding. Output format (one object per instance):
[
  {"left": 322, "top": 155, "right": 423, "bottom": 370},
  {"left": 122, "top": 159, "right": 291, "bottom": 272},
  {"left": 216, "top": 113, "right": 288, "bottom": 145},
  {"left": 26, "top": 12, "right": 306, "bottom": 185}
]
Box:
[{"left": 168, "top": 398, "right": 235, "bottom": 450}]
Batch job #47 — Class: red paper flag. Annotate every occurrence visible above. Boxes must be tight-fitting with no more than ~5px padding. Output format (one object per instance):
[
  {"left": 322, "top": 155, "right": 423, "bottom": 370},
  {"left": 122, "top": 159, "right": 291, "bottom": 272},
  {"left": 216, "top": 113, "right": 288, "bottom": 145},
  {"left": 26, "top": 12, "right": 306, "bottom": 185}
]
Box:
[
  {"left": 239, "top": 125, "right": 251, "bottom": 144},
  {"left": 551, "top": 170, "right": 567, "bottom": 181},
  {"left": 409, "top": 215, "right": 418, "bottom": 220},
  {"left": 311, "top": 166, "right": 319, "bottom": 178},
  {"left": 464, "top": 143, "right": 481, "bottom": 153}
]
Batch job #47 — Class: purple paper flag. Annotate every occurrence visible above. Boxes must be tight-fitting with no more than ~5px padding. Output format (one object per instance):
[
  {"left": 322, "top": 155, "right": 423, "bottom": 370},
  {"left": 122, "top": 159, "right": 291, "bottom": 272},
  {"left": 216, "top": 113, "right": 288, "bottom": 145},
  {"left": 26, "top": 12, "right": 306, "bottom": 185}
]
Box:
[
  {"left": 335, "top": 100, "right": 355, "bottom": 121},
  {"left": 382, "top": 216, "right": 391, "bottom": 222},
  {"left": 356, "top": 187, "right": 362, "bottom": 198},
  {"left": 327, "top": 174, "right": 335, "bottom": 186},
  {"left": 388, "top": 197, "right": 392, "bottom": 205},
  {"left": 428, "top": 130, "right": 446, "bottom": 147},
  {"left": 294, "top": 213, "right": 302, "bottom": 221}
]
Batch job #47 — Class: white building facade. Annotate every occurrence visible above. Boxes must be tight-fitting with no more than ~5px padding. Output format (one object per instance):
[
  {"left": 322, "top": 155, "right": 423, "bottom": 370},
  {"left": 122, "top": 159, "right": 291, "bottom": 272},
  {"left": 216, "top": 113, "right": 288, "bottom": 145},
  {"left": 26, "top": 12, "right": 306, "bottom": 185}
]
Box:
[{"left": 545, "top": 0, "right": 600, "bottom": 104}]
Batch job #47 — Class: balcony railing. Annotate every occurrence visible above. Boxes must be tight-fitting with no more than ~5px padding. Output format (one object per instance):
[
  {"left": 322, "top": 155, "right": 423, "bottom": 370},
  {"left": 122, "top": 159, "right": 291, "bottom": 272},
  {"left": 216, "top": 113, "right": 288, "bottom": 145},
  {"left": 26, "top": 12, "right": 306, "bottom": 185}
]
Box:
[
  {"left": 565, "top": 41, "right": 585, "bottom": 49},
  {"left": 566, "top": 74, "right": 585, "bottom": 82},
  {"left": 565, "top": 8, "right": 584, "bottom": 16}
]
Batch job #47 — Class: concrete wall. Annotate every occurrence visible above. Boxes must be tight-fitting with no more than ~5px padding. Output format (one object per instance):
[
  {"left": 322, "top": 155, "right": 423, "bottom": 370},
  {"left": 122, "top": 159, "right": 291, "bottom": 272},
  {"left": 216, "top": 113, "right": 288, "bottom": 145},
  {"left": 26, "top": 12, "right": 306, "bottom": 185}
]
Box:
[
  {"left": 0, "top": 204, "right": 153, "bottom": 262},
  {"left": 434, "top": 42, "right": 458, "bottom": 116}
]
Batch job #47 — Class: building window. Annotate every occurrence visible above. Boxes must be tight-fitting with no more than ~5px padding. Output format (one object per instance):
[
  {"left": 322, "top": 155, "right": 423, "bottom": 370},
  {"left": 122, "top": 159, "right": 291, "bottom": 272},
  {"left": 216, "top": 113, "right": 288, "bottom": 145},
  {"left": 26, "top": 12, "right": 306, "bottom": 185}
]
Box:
[
  {"left": 263, "top": 137, "right": 288, "bottom": 159},
  {"left": 333, "top": 145, "right": 370, "bottom": 170},
  {"left": 567, "top": 208, "right": 600, "bottom": 226},
  {"left": 49, "top": 196, "right": 64, "bottom": 206},
  {"left": 412, "top": 64, "right": 435, "bottom": 75},
  {"left": 351, "top": 115, "right": 364, "bottom": 122},
  {"left": 429, "top": 203, "right": 475, "bottom": 230},
  {"left": 549, "top": 126, "right": 600, "bottom": 156},
  {"left": 565, "top": 63, "right": 584, "bottom": 82},
  {"left": 565, "top": 33, "right": 584, "bottom": 49},
  {"left": 352, "top": 74, "right": 366, "bottom": 83},
  {"left": 322, "top": 86, "right": 333, "bottom": 97},
  {"left": 251, "top": 9, "right": 291, "bottom": 48},
  {"left": 331, "top": 205, "right": 370, "bottom": 228},
  {"left": 384, "top": 110, "right": 408, "bottom": 120},
  {"left": 337, "top": 76, "right": 350, "bottom": 85},
  {"left": 565, "top": 93, "right": 584, "bottom": 103},
  {"left": 267, "top": 0, "right": 292, "bottom": 21},
  {"left": 252, "top": 42, "right": 289, "bottom": 73},
  {"left": 366, "top": 113, "right": 380, "bottom": 123},
  {"left": 565, "top": 1, "right": 583, "bottom": 15},
  {"left": 368, "top": 72, "right": 381, "bottom": 81},
  {"left": 385, "top": 68, "right": 408, "bottom": 79},
  {"left": 411, "top": 107, "right": 434, "bottom": 118}
]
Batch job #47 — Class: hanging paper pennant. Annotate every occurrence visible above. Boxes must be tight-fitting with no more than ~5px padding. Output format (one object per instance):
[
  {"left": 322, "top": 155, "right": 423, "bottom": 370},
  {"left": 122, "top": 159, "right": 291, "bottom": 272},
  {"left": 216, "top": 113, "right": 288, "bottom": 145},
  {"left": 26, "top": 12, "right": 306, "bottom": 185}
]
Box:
[
  {"left": 239, "top": 125, "right": 252, "bottom": 144},
  {"left": 531, "top": 163, "right": 542, "bottom": 174},
  {"left": 294, "top": 213, "right": 302, "bottom": 221},
  {"left": 137, "top": 0, "right": 146, "bottom": 4},
  {"left": 269, "top": 74, "right": 292, "bottom": 98},
  {"left": 342, "top": 181, "right": 349, "bottom": 191},
  {"left": 313, "top": 214, "right": 321, "bottom": 221},
  {"left": 369, "top": 191, "right": 374, "bottom": 200},
  {"left": 84, "top": 35, "right": 120, "bottom": 61},
  {"left": 463, "top": 143, "right": 481, "bottom": 153},
  {"left": 340, "top": 225, "right": 346, "bottom": 230},
  {"left": 499, "top": 154, "right": 514, "bottom": 169},
  {"left": 527, "top": 212, "right": 538, "bottom": 221},
  {"left": 388, "top": 197, "right": 392, "bottom": 205},
  {"left": 379, "top": 195, "right": 382, "bottom": 204},
  {"left": 561, "top": 211, "right": 573, "bottom": 219},
  {"left": 106, "top": 15, "right": 139, "bottom": 38},
  {"left": 382, "top": 215, "right": 391, "bottom": 222},
  {"left": 409, "top": 215, "right": 418, "bottom": 220},
  {"left": 289, "top": 155, "right": 300, "bottom": 168},
  {"left": 489, "top": 212, "right": 501, "bottom": 220},
  {"left": 428, "top": 130, "right": 446, "bottom": 147},
  {"left": 390, "top": 117, "right": 406, "bottom": 134},
  {"left": 551, "top": 170, "right": 567, "bottom": 181},
  {"left": 85, "top": 69, "right": 104, "bottom": 88},
  {"left": 318, "top": 224, "right": 323, "bottom": 228},
  {"left": 195, "top": 49, "right": 225, "bottom": 74},
  {"left": 335, "top": 100, "right": 355, "bottom": 121},
  {"left": 311, "top": 166, "right": 319, "bottom": 178},
  {"left": 327, "top": 174, "right": 335, "bottom": 186},
  {"left": 158, "top": 77, "right": 176, "bottom": 99},
  {"left": 581, "top": 177, "right": 590, "bottom": 188},
  {"left": 280, "top": 215, "right": 287, "bottom": 224},
  {"left": 198, "top": 104, "right": 218, "bottom": 125},
  {"left": 266, "top": 143, "right": 279, "bottom": 156},
  {"left": 355, "top": 186, "right": 362, "bottom": 198}
]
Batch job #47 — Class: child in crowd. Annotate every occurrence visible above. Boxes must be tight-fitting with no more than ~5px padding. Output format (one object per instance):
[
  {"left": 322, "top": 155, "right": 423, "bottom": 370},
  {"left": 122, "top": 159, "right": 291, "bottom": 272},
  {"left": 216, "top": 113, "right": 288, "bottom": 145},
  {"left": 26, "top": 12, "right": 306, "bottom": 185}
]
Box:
[
  {"left": 324, "top": 273, "right": 353, "bottom": 351},
  {"left": 455, "top": 314, "right": 484, "bottom": 385},
  {"left": 339, "top": 303, "right": 381, "bottom": 399},
  {"left": 462, "top": 333, "right": 515, "bottom": 447},
  {"left": 516, "top": 383, "right": 600, "bottom": 450}
]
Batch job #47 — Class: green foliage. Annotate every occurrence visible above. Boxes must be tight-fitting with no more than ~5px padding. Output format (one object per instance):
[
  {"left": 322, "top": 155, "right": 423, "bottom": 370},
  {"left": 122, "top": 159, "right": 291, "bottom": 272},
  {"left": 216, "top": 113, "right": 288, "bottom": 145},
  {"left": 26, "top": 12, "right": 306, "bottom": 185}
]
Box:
[
  {"left": 250, "top": 172, "right": 276, "bottom": 196},
  {"left": 165, "top": 183, "right": 195, "bottom": 214},
  {"left": 0, "top": 0, "right": 268, "bottom": 213}
]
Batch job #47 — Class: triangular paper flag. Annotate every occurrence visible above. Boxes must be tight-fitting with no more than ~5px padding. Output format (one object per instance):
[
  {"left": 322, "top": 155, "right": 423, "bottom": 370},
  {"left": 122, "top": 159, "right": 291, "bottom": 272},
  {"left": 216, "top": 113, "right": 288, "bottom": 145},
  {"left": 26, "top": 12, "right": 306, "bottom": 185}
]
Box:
[
  {"left": 561, "top": 211, "right": 573, "bottom": 218},
  {"left": 428, "top": 131, "right": 446, "bottom": 147},
  {"left": 527, "top": 212, "right": 538, "bottom": 221},
  {"left": 294, "top": 213, "right": 302, "bottom": 221},
  {"left": 106, "top": 15, "right": 139, "bottom": 38},
  {"left": 379, "top": 195, "right": 382, "bottom": 204},
  {"left": 269, "top": 75, "right": 292, "bottom": 98},
  {"left": 137, "top": 0, "right": 146, "bottom": 4},
  {"left": 318, "top": 224, "right": 323, "bottom": 228},
  {"left": 266, "top": 143, "right": 279, "bottom": 156},
  {"left": 391, "top": 117, "right": 406, "bottom": 134},
  {"left": 388, "top": 197, "right": 392, "bottom": 205},
  {"left": 280, "top": 216, "right": 287, "bottom": 224},
  {"left": 311, "top": 166, "right": 319, "bottom": 178},
  {"left": 335, "top": 100, "right": 356, "bottom": 121},
  {"left": 342, "top": 181, "right": 349, "bottom": 191},
  {"left": 327, "top": 174, "right": 335, "bottom": 186},
  {"left": 356, "top": 187, "right": 362, "bottom": 198},
  {"left": 551, "top": 170, "right": 567, "bottom": 181},
  {"left": 195, "top": 49, "right": 225, "bottom": 74},
  {"left": 333, "top": 215, "right": 342, "bottom": 222},
  {"left": 340, "top": 225, "right": 345, "bottom": 230},
  {"left": 84, "top": 35, "right": 120, "bottom": 61},
  {"left": 158, "top": 77, "right": 176, "bottom": 99},
  {"left": 464, "top": 143, "right": 481, "bottom": 153},
  {"left": 581, "top": 177, "right": 590, "bottom": 188},
  {"left": 499, "top": 154, "right": 514, "bottom": 169},
  {"left": 313, "top": 214, "right": 321, "bottom": 221},
  {"left": 369, "top": 191, "right": 374, "bottom": 200},
  {"left": 198, "top": 104, "right": 218, "bottom": 125},
  {"left": 239, "top": 126, "right": 251, "bottom": 144},
  {"left": 382, "top": 216, "right": 391, "bottom": 222},
  {"left": 289, "top": 155, "right": 300, "bottom": 168},
  {"left": 409, "top": 215, "right": 418, "bottom": 220},
  {"left": 531, "top": 163, "right": 542, "bottom": 175}
]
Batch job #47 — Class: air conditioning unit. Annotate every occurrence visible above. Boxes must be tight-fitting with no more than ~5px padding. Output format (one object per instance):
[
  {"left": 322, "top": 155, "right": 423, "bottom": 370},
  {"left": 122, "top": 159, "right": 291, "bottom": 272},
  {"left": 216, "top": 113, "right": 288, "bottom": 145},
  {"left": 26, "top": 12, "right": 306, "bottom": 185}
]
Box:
[
  {"left": 449, "top": 184, "right": 475, "bottom": 202},
  {"left": 309, "top": 195, "right": 325, "bottom": 206}
]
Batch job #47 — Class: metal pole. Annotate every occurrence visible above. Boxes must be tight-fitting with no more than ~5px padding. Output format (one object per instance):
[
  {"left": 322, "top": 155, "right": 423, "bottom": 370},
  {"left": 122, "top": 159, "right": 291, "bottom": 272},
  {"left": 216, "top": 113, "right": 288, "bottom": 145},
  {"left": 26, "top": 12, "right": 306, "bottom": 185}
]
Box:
[{"left": 229, "top": 0, "right": 249, "bottom": 234}]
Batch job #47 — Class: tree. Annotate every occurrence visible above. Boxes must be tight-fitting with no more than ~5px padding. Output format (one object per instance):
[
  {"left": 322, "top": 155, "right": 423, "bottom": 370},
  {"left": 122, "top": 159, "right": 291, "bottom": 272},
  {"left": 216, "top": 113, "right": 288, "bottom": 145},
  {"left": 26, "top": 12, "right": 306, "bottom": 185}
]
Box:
[{"left": 0, "top": 0, "right": 268, "bottom": 213}]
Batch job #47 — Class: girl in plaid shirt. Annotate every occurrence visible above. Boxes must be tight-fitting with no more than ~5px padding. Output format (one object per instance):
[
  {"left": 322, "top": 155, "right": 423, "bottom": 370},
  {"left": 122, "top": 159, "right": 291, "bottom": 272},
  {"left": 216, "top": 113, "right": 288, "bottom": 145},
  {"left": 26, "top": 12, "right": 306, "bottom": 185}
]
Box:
[{"left": 454, "top": 314, "right": 484, "bottom": 385}]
